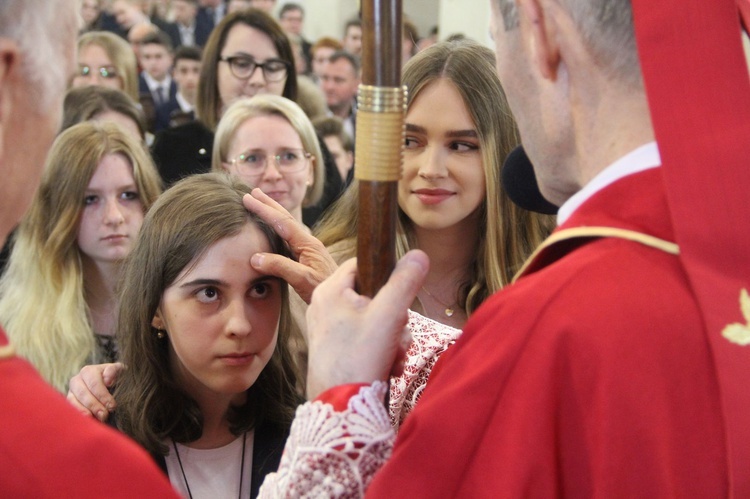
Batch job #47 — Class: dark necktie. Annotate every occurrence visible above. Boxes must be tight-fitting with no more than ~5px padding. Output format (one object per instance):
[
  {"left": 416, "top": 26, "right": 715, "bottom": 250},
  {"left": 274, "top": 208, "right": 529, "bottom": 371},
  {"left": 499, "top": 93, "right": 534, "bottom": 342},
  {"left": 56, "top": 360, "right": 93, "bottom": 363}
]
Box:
[{"left": 155, "top": 85, "right": 165, "bottom": 106}]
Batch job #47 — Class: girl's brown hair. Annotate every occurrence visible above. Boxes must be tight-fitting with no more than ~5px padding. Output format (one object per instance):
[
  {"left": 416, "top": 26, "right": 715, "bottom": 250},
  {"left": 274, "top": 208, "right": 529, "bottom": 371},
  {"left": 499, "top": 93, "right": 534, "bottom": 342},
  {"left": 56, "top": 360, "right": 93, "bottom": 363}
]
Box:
[{"left": 114, "top": 172, "right": 300, "bottom": 454}]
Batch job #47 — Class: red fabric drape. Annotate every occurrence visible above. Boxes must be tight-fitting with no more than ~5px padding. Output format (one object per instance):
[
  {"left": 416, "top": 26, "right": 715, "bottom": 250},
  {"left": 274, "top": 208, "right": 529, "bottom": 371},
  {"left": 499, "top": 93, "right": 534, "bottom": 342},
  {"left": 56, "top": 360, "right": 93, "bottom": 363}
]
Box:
[{"left": 633, "top": 0, "right": 750, "bottom": 495}]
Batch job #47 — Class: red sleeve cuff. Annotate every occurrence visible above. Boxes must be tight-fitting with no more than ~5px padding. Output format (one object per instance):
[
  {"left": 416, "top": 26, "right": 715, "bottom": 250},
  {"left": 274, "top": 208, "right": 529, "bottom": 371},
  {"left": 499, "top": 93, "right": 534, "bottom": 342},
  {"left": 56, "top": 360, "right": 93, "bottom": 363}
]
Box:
[{"left": 316, "top": 383, "right": 373, "bottom": 412}]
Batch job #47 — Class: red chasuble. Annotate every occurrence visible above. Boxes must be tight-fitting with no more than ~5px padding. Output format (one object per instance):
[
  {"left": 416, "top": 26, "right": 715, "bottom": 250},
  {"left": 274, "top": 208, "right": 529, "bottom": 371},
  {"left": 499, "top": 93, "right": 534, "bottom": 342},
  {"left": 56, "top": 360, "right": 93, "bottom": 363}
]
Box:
[
  {"left": 368, "top": 169, "right": 729, "bottom": 496},
  {"left": 366, "top": 0, "right": 750, "bottom": 496},
  {"left": 634, "top": 0, "right": 750, "bottom": 494},
  {"left": 0, "top": 329, "right": 179, "bottom": 497}
]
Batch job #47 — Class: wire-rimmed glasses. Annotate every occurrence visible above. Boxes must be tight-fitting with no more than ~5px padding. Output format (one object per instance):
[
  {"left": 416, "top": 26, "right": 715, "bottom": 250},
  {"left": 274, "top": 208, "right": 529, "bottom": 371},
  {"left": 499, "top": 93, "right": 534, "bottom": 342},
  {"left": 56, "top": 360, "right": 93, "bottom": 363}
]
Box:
[
  {"left": 226, "top": 148, "right": 311, "bottom": 176},
  {"left": 77, "top": 65, "right": 118, "bottom": 79}
]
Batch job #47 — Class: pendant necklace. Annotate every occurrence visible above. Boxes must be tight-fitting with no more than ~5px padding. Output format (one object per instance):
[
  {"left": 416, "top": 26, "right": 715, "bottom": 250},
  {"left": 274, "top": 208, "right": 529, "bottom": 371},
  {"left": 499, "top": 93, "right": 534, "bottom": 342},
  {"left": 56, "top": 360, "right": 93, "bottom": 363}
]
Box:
[
  {"left": 421, "top": 285, "right": 457, "bottom": 317},
  {"left": 172, "top": 432, "right": 247, "bottom": 499}
]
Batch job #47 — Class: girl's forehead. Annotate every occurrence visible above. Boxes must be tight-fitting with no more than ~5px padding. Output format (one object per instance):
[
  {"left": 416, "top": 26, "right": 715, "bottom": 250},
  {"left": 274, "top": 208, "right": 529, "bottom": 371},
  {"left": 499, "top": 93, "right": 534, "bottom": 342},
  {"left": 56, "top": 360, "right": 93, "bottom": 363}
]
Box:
[
  {"left": 170, "top": 222, "right": 272, "bottom": 283},
  {"left": 222, "top": 23, "right": 278, "bottom": 56}
]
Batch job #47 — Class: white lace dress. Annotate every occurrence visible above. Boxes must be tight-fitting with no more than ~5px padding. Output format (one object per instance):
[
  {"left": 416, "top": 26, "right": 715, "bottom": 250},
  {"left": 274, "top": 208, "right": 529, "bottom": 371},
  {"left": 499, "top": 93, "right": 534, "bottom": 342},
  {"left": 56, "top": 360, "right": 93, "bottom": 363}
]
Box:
[{"left": 259, "top": 310, "right": 462, "bottom": 497}]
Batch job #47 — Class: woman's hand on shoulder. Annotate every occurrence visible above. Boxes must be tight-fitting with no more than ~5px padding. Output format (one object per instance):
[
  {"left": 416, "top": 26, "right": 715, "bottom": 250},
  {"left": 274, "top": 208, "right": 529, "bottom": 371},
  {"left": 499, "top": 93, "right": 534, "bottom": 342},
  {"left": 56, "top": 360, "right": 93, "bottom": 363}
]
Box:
[
  {"left": 66, "top": 362, "right": 124, "bottom": 422},
  {"left": 243, "top": 188, "right": 338, "bottom": 303}
]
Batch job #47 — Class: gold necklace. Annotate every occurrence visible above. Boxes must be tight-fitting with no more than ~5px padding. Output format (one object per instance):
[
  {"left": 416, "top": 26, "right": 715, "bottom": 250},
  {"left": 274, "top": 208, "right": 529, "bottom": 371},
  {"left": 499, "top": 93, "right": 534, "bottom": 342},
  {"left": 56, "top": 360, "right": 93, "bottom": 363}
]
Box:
[{"left": 421, "top": 286, "right": 457, "bottom": 317}]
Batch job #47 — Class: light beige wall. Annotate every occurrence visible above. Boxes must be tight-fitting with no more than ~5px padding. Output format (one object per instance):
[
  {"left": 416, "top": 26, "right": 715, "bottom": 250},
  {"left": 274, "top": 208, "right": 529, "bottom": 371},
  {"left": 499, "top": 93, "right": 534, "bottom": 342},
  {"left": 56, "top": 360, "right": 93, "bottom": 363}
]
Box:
[
  {"left": 404, "top": 0, "right": 439, "bottom": 41},
  {"left": 277, "top": 0, "right": 357, "bottom": 42},
  {"left": 438, "top": 0, "right": 492, "bottom": 46},
  {"left": 278, "top": 0, "right": 491, "bottom": 48}
]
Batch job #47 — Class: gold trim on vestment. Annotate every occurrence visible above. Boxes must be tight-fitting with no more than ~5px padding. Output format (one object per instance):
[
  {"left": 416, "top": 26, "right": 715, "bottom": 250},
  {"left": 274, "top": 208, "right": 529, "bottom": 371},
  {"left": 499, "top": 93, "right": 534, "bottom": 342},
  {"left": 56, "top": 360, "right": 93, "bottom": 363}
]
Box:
[
  {"left": 512, "top": 226, "right": 680, "bottom": 283},
  {"left": 722, "top": 288, "right": 750, "bottom": 346},
  {"left": 0, "top": 343, "right": 15, "bottom": 360}
]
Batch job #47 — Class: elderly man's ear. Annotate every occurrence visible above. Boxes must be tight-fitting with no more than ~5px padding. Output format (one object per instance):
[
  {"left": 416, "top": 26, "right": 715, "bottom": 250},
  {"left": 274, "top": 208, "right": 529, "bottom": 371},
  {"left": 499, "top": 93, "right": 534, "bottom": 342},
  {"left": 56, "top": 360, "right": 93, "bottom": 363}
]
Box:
[
  {"left": 517, "top": 0, "right": 563, "bottom": 81},
  {"left": 0, "top": 39, "right": 20, "bottom": 161}
]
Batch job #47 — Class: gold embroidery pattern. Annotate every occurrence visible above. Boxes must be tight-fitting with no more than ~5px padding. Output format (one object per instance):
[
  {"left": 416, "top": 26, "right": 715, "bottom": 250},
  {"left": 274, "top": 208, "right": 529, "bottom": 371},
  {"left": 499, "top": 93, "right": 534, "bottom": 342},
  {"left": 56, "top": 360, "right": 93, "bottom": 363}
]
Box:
[
  {"left": 721, "top": 289, "right": 750, "bottom": 346},
  {"left": 0, "top": 343, "right": 15, "bottom": 360},
  {"left": 513, "top": 226, "right": 680, "bottom": 282}
]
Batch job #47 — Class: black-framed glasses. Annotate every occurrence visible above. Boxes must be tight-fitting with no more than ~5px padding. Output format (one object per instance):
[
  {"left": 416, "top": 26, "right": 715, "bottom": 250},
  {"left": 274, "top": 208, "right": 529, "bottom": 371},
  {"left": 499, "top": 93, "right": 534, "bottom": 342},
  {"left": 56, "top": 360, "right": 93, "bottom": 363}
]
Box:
[
  {"left": 226, "top": 148, "right": 311, "bottom": 176},
  {"left": 219, "top": 55, "right": 289, "bottom": 82},
  {"left": 77, "top": 65, "right": 118, "bottom": 79}
]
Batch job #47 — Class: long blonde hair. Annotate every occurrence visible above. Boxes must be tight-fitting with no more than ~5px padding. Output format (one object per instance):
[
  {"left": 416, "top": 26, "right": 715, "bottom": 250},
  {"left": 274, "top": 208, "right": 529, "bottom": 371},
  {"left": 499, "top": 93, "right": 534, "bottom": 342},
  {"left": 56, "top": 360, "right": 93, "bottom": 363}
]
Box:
[
  {"left": 0, "top": 122, "right": 161, "bottom": 391},
  {"left": 316, "top": 40, "right": 551, "bottom": 315}
]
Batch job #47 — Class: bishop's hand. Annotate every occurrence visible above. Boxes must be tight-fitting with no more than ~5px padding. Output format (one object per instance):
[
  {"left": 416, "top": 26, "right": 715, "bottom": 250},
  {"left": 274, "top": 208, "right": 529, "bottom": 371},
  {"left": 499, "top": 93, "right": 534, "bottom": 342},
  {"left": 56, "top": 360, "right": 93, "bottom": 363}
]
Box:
[{"left": 305, "top": 250, "right": 429, "bottom": 399}]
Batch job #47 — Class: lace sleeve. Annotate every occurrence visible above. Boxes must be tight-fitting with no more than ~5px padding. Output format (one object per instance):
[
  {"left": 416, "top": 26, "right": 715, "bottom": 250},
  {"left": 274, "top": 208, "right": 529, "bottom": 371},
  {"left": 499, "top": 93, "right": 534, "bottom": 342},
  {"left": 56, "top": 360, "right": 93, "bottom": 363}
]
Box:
[
  {"left": 388, "top": 311, "right": 463, "bottom": 431},
  {"left": 258, "top": 313, "right": 462, "bottom": 497},
  {"left": 258, "top": 382, "right": 393, "bottom": 498}
]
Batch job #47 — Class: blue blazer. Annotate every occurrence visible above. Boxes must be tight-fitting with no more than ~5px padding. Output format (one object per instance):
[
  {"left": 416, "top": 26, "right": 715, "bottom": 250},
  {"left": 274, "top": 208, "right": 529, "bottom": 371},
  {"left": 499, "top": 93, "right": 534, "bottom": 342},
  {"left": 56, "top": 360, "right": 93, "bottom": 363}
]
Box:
[
  {"left": 138, "top": 74, "right": 178, "bottom": 106},
  {"left": 195, "top": 6, "right": 216, "bottom": 34},
  {"left": 194, "top": 16, "right": 213, "bottom": 48},
  {"left": 153, "top": 96, "right": 193, "bottom": 132}
]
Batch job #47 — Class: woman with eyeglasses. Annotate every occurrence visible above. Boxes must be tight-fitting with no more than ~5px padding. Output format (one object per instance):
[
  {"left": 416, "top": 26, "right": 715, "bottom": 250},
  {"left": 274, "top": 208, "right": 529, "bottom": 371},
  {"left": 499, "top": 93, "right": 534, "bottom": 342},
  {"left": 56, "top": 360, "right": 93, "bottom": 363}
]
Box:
[
  {"left": 151, "top": 8, "right": 342, "bottom": 227},
  {"left": 212, "top": 95, "right": 324, "bottom": 228},
  {"left": 72, "top": 31, "right": 139, "bottom": 101}
]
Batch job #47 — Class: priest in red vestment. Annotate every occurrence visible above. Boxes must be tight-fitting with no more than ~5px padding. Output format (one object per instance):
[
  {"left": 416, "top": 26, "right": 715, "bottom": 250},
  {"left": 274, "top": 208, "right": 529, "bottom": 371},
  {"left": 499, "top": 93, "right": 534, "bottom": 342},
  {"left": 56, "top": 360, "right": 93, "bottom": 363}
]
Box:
[{"left": 259, "top": 0, "right": 750, "bottom": 496}]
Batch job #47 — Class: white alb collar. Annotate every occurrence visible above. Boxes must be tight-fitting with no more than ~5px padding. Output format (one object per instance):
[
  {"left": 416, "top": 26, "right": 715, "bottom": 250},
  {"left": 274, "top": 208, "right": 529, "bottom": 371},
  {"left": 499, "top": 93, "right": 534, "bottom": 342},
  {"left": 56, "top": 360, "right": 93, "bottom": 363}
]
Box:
[{"left": 557, "top": 141, "right": 661, "bottom": 226}]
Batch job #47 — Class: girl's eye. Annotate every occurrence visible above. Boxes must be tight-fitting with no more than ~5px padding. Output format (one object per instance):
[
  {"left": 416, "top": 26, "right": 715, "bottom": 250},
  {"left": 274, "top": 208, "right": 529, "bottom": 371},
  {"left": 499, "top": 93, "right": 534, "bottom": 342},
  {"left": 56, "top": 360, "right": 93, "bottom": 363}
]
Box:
[
  {"left": 249, "top": 281, "right": 272, "bottom": 299},
  {"left": 242, "top": 153, "right": 262, "bottom": 164},
  {"left": 450, "top": 141, "right": 479, "bottom": 152},
  {"left": 84, "top": 195, "right": 98, "bottom": 206},
  {"left": 196, "top": 287, "right": 220, "bottom": 303},
  {"left": 121, "top": 191, "right": 140, "bottom": 201},
  {"left": 232, "top": 57, "right": 254, "bottom": 70},
  {"left": 279, "top": 150, "right": 299, "bottom": 162},
  {"left": 405, "top": 136, "right": 420, "bottom": 149}
]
